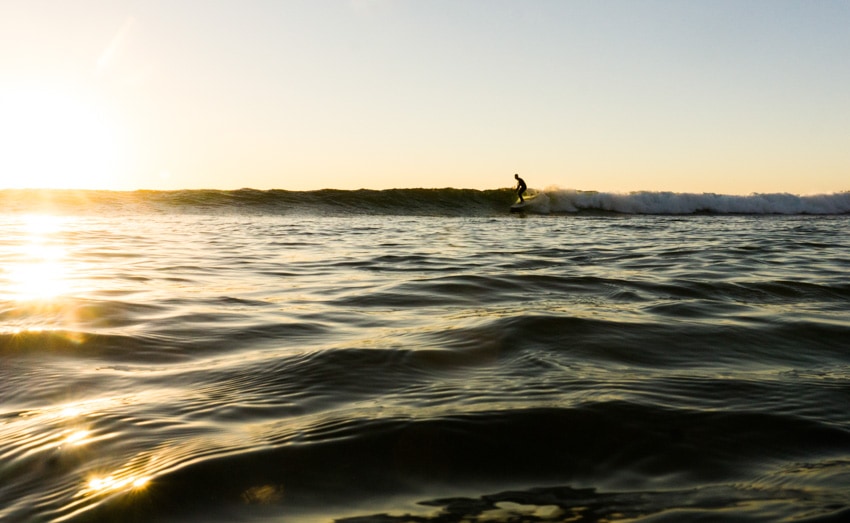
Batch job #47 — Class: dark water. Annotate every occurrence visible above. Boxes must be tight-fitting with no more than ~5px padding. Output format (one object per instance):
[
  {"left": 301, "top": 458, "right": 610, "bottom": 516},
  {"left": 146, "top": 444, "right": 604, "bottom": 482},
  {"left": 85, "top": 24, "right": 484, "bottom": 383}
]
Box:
[{"left": 1, "top": 190, "right": 849, "bottom": 522}]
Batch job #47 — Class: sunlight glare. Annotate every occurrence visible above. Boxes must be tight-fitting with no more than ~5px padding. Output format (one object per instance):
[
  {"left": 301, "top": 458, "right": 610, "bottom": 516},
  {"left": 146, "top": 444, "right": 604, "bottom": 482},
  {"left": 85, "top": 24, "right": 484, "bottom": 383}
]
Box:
[
  {"left": 0, "top": 87, "right": 123, "bottom": 189},
  {"left": 7, "top": 261, "right": 69, "bottom": 300},
  {"left": 4, "top": 215, "right": 72, "bottom": 300},
  {"left": 60, "top": 406, "right": 85, "bottom": 419},
  {"left": 63, "top": 430, "right": 92, "bottom": 446},
  {"left": 23, "top": 214, "right": 64, "bottom": 235},
  {"left": 87, "top": 474, "right": 150, "bottom": 494}
]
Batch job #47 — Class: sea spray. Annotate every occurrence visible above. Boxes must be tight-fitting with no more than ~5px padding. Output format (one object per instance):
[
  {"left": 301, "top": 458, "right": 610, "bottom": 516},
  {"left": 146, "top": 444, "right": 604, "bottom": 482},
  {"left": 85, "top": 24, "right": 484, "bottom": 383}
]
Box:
[{"left": 545, "top": 188, "right": 850, "bottom": 215}]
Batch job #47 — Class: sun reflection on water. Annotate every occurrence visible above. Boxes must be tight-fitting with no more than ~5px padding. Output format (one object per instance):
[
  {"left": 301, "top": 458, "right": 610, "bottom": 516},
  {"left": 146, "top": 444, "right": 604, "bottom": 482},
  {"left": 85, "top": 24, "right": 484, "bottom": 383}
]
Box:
[
  {"left": 62, "top": 430, "right": 92, "bottom": 447},
  {"left": 22, "top": 213, "right": 64, "bottom": 235},
  {"left": 87, "top": 474, "right": 150, "bottom": 493},
  {"left": 3, "top": 214, "right": 73, "bottom": 301},
  {"left": 6, "top": 259, "right": 70, "bottom": 300}
]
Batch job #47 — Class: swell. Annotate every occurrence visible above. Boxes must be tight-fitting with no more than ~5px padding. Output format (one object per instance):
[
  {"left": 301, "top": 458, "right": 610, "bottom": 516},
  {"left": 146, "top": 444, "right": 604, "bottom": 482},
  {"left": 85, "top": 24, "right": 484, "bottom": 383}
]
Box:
[
  {"left": 5, "top": 299, "right": 848, "bottom": 369},
  {"left": 2, "top": 212, "right": 849, "bottom": 523},
  {"left": 69, "top": 403, "right": 850, "bottom": 522},
  {"left": 338, "top": 482, "right": 850, "bottom": 523},
  {"left": 4, "top": 314, "right": 849, "bottom": 522}
]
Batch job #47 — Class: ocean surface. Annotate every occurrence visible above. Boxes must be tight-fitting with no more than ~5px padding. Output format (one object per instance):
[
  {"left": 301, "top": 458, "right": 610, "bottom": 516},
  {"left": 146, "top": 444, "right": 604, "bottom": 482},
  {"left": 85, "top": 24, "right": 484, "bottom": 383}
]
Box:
[{"left": 1, "top": 188, "right": 849, "bottom": 523}]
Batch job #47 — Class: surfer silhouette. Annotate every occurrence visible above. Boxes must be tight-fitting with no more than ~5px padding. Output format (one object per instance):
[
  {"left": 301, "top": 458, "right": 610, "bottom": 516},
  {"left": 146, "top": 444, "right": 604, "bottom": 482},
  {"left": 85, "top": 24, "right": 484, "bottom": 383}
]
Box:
[{"left": 514, "top": 174, "right": 527, "bottom": 203}]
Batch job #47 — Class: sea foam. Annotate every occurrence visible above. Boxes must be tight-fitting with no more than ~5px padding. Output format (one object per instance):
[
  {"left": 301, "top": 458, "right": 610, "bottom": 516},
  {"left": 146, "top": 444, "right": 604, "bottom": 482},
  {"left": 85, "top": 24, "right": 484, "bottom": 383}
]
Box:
[{"left": 540, "top": 188, "right": 850, "bottom": 215}]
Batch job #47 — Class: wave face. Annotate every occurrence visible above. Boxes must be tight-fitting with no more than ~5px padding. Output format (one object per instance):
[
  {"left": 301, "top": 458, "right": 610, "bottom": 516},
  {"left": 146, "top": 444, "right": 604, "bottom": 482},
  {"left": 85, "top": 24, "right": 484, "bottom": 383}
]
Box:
[
  {"left": 3, "top": 187, "right": 849, "bottom": 215},
  {"left": 1, "top": 209, "right": 849, "bottom": 522}
]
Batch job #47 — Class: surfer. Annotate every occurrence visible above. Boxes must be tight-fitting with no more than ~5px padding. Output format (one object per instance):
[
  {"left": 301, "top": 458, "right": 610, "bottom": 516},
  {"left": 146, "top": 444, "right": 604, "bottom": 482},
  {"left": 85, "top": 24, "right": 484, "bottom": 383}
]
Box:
[{"left": 514, "top": 174, "right": 527, "bottom": 203}]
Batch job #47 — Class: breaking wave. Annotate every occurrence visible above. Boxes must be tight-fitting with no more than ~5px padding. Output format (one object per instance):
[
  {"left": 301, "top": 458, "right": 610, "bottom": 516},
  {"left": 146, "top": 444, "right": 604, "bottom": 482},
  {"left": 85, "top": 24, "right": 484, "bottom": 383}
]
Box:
[{"left": 2, "top": 187, "right": 848, "bottom": 216}]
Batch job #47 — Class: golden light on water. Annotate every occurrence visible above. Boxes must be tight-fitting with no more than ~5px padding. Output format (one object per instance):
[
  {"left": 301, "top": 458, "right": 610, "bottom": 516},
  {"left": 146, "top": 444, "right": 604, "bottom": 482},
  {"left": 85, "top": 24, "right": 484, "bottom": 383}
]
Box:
[
  {"left": 21, "top": 214, "right": 61, "bottom": 234},
  {"left": 26, "top": 397, "right": 156, "bottom": 498},
  {"left": 4, "top": 215, "right": 72, "bottom": 301},
  {"left": 59, "top": 406, "right": 86, "bottom": 419},
  {"left": 6, "top": 259, "right": 70, "bottom": 301},
  {"left": 62, "top": 430, "right": 92, "bottom": 447},
  {"left": 87, "top": 474, "right": 150, "bottom": 493}
]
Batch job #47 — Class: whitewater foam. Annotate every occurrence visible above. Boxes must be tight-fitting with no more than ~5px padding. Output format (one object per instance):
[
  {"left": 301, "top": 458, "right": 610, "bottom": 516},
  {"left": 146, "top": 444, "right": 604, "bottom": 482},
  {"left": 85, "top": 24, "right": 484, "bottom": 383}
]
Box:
[{"left": 542, "top": 188, "right": 850, "bottom": 215}]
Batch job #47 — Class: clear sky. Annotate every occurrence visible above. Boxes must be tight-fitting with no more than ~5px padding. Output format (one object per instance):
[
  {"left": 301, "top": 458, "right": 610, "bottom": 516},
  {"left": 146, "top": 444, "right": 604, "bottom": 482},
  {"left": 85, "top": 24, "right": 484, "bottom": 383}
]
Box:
[{"left": 1, "top": 0, "right": 848, "bottom": 194}]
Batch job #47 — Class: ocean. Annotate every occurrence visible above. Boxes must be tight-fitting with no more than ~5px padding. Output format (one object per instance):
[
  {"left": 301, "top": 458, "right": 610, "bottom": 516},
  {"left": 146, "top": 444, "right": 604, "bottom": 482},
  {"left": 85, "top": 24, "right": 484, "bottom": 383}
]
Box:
[{"left": 1, "top": 188, "right": 849, "bottom": 523}]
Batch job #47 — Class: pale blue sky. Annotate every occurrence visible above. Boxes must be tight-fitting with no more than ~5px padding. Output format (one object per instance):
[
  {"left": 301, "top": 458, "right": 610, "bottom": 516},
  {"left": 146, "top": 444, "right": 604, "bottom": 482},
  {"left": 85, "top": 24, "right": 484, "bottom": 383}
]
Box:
[{"left": 1, "top": 0, "right": 848, "bottom": 193}]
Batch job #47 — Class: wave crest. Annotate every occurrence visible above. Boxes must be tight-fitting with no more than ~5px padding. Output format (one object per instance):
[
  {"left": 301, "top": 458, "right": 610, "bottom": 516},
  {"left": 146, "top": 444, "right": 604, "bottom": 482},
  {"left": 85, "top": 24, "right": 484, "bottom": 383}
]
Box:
[
  {"left": 540, "top": 189, "right": 850, "bottom": 215},
  {"left": 2, "top": 188, "right": 848, "bottom": 215}
]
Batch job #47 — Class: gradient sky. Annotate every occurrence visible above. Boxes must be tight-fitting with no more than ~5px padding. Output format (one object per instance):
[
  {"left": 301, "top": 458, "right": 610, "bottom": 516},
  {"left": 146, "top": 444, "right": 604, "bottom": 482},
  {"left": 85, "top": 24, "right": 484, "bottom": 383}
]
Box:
[{"left": 1, "top": 0, "right": 848, "bottom": 193}]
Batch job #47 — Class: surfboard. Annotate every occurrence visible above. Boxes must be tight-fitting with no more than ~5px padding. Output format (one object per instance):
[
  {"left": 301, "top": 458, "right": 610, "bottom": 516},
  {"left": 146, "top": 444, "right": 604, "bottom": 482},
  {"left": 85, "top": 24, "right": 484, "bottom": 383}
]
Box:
[{"left": 510, "top": 194, "right": 536, "bottom": 212}]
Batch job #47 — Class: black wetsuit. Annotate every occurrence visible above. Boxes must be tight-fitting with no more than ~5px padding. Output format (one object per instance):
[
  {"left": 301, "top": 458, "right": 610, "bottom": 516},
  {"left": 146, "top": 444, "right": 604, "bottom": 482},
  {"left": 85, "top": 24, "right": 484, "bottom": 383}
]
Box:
[{"left": 516, "top": 177, "right": 527, "bottom": 202}]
